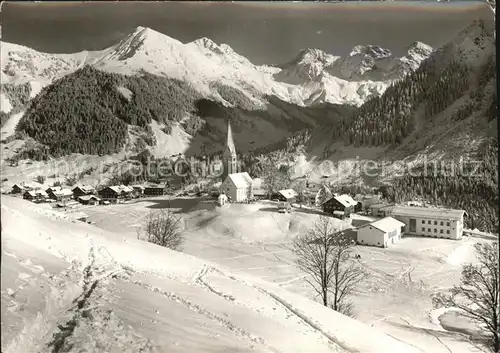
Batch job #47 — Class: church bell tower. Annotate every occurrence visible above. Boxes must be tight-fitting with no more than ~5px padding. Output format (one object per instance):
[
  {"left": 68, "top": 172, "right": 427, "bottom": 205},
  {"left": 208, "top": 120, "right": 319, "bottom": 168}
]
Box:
[{"left": 222, "top": 120, "right": 238, "bottom": 181}]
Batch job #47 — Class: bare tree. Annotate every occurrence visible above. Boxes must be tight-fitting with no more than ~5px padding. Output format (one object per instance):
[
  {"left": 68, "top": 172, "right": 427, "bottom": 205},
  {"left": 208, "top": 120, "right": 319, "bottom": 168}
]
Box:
[
  {"left": 292, "top": 216, "right": 365, "bottom": 316},
  {"left": 140, "top": 208, "right": 184, "bottom": 250},
  {"left": 433, "top": 241, "right": 499, "bottom": 352}
]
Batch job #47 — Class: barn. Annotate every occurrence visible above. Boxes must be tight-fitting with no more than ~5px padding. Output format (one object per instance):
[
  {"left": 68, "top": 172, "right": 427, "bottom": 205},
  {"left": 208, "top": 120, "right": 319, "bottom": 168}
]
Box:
[
  {"left": 220, "top": 172, "right": 253, "bottom": 202},
  {"left": 357, "top": 217, "right": 406, "bottom": 248}
]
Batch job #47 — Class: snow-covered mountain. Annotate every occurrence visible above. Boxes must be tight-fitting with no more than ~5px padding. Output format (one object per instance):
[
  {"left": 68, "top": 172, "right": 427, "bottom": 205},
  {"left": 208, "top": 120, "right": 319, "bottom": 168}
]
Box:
[{"left": 0, "top": 26, "right": 433, "bottom": 109}]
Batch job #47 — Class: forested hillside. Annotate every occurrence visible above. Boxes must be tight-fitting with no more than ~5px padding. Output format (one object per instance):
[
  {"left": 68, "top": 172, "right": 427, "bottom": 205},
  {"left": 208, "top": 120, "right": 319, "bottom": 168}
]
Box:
[
  {"left": 327, "top": 60, "right": 474, "bottom": 146},
  {"left": 381, "top": 138, "right": 498, "bottom": 233},
  {"left": 17, "top": 66, "right": 202, "bottom": 157}
]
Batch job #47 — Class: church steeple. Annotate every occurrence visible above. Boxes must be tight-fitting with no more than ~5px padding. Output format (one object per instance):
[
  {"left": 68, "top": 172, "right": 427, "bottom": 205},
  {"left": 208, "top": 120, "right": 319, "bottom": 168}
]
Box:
[
  {"left": 225, "top": 120, "right": 236, "bottom": 158},
  {"left": 222, "top": 120, "right": 238, "bottom": 180}
]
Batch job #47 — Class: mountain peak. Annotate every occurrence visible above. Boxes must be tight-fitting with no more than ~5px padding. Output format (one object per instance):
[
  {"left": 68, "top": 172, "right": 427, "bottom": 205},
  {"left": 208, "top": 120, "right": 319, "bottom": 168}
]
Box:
[
  {"left": 191, "top": 37, "right": 236, "bottom": 56},
  {"left": 349, "top": 45, "right": 392, "bottom": 60}
]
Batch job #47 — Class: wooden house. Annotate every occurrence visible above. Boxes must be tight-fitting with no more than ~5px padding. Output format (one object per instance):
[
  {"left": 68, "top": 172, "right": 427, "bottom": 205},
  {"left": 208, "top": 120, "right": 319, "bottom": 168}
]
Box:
[
  {"left": 72, "top": 185, "right": 95, "bottom": 199},
  {"left": 144, "top": 184, "right": 166, "bottom": 196},
  {"left": 272, "top": 189, "right": 298, "bottom": 203},
  {"left": 11, "top": 184, "right": 25, "bottom": 194},
  {"left": 98, "top": 185, "right": 133, "bottom": 202},
  {"left": 47, "top": 188, "right": 73, "bottom": 202},
  {"left": 322, "top": 194, "right": 357, "bottom": 218},
  {"left": 78, "top": 195, "right": 101, "bottom": 205}
]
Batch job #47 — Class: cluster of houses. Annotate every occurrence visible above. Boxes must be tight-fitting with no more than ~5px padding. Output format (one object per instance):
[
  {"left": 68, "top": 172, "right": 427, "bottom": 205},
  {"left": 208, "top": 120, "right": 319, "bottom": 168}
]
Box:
[{"left": 10, "top": 182, "right": 171, "bottom": 206}]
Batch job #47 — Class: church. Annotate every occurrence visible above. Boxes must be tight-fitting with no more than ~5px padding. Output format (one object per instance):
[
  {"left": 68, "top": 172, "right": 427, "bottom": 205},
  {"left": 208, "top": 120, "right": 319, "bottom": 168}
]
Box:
[{"left": 219, "top": 121, "right": 253, "bottom": 202}]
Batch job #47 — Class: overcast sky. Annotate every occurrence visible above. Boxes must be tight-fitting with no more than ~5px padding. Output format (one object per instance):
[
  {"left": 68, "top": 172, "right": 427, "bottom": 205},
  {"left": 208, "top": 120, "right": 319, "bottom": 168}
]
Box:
[{"left": 1, "top": 1, "right": 494, "bottom": 65}]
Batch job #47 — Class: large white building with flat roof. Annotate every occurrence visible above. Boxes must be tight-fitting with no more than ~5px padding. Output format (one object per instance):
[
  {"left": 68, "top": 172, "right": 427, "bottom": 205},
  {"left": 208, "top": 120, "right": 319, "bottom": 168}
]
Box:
[{"left": 390, "top": 206, "right": 466, "bottom": 240}]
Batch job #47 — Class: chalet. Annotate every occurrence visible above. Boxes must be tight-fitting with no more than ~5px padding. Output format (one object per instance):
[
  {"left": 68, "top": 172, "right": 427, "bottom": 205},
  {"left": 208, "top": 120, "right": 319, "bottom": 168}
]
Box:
[
  {"left": 357, "top": 217, "right": 406, "bottom": 248},
  {"left": 72, "top": 185, "right": 95, "bottom": 199},
  {"left": 322, "top": 194, "right": 357, "bottom": 218},
  {"left": 144, "top": 184, "right": 166, "bottom": 196},
  {"left": 78, "top": 195, "right": 101, "bottom": 205},
  {"left": 11, "top": 184, "right": 25, "bottom": 194},
  {"left": 23, "top": 190, "right": 48, "bottom": 202},
  {"left": 220, "top": 172, "right": 253, "bottom": 202},
  {"left": 272, "top": 189, "right": 298, "bottom": 203},
  {"left": 390, "top": 205, "right": 467, "bottom": 240},
  {"left": 98, "top": 185, "right": 134, "bottom": 202},
  {"left": 47, "top": 188, "right": 73, "bottom": 202},
  {"left": 368, "top": 203, "right": 395, "bottom": 218}
]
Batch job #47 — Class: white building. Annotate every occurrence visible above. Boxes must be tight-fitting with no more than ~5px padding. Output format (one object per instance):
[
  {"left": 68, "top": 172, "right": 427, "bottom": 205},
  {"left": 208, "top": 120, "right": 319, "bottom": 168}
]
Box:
[
  {"left": 220, "top": 172, "right": 253, "bottom": 202},
  {"left": 357, "top": 217, "right": 406, "bottom": 248},
  {"left": 390, "top": 206, "right": 466, "bottom": 240}
]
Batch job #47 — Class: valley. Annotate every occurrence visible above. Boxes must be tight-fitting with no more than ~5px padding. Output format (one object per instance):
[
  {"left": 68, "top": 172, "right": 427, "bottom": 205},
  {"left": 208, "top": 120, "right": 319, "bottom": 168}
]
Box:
[{"left": 1, "top": 4, "right": 498, "bottom": 353}]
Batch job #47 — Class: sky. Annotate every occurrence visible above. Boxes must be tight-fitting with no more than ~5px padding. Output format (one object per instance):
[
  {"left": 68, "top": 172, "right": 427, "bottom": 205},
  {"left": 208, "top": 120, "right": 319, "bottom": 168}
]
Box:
[{"left": 1, "top": 1, "right": 494, "bottom": 65}]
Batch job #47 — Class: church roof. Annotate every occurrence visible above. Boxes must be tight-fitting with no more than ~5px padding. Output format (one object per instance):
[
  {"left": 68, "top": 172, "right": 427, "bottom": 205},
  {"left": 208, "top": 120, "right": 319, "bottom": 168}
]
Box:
[{"left": 225, "top": 121, "right": 236, "bottom": 156}]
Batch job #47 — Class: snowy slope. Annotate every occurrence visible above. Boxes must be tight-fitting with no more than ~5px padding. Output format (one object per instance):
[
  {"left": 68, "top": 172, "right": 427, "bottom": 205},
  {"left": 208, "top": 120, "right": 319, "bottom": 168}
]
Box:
[
  {"left": 1, "top": 26, "right": 432, "bottom": 108},
  {"left": 1, "top": 195, "right": 425, "bottom": 353}
]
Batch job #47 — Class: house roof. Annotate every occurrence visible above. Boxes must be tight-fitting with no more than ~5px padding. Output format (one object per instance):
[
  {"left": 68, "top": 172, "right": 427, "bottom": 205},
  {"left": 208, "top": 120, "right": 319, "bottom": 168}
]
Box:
[
  {"left": 132, "top": 185, "right": 145, "bottom": 190},
  {"left": 333, "top": 210, "right": 345, "bottom": 215},
  {"left": 361, "top": 217, "right": 405, "bottom": 233},
  {"left": 73, "top": 185, "right": 95, "bottom": 192},
  {"left": 53, "top": 189, "right": 73, "bottom": 197},
  {"left": 78, "top": 195, "right": 101, "bottom": 201},
  {"left": 47, "top": 186, "right": 63, "bottom": 192},
  {"left": 107, "top": 185, "right": 134, "bottom": 193},
  {"left": 278, "top": 189, "right": 298, "bottom": 199},
  {"left": 391, "top": 205, "right": 466, "bottom": 220},
  {"left": 24, "top": 190, "right": 38, "bottom": 197},
  {"left": 325, "top": 194, "right": 358, "bottom": 207},
  {"left": 224, "top": 172, "right": 252, "bottom": 188}
]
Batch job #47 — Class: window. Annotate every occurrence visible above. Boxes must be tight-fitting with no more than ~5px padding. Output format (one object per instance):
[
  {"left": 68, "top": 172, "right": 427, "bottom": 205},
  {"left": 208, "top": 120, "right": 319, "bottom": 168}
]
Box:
[
  {"left": 440, "top": 229, "right": 443, "bottom": 234},
  {"left": 434, "top": 221, "right": 437, "bottom": 225},
  {"left": 421, "top": 220, "right": 425, "bottom": 224},
  {"left": 440, "top": 221, "right": 444, "bottom": 226},
  {"left": 434, "top": 229, "right": 437, "bottom": 233},
  {"left": 447, "top": 222, "right": 450, "bottom": 226},
  {"left": 428, "top": 228, "right": 431, "bottom": 232},
  {"left": 447, "top": 230, "right": 450, "bottom": 234},
  {"left": 422, "top": 227, "right": 426, "bottom": 232}
]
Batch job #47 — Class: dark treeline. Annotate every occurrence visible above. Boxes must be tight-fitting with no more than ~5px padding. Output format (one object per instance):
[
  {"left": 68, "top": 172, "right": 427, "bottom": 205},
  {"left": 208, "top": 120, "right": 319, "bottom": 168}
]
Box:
[{"left": 17, "top": 66, "right": 202, "bottom": 158}]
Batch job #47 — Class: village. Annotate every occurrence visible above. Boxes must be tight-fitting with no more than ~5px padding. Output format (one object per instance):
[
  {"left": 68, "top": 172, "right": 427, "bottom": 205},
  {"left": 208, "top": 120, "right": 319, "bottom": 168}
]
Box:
[{"left": 5, "top": 121, "right": 471, "bottom": 248}]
